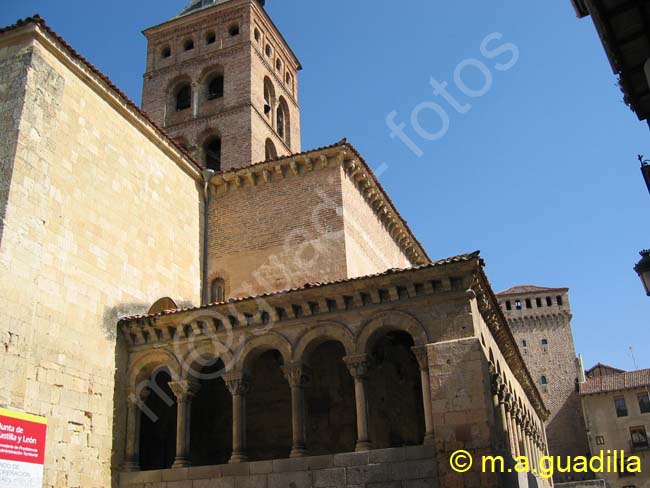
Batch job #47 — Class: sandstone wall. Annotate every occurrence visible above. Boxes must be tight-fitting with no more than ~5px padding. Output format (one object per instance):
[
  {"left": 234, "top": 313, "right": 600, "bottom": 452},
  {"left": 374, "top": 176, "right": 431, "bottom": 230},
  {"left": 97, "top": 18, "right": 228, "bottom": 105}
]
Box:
[{"left": 0, "top": 31, "right": 201, "bottom": 488}]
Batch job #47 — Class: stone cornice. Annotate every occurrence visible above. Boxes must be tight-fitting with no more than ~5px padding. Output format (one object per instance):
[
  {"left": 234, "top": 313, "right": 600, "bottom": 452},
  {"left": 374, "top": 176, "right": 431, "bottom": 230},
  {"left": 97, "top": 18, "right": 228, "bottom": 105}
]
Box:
[
  {"left": 118, "top": 254, "right": 478, "bottom": 348},
  {"left": 471, "top": 270, "right": 550, "bottom": 420},
  {"left": 208, "top": 143, "right": 429, "bottom": 266}
]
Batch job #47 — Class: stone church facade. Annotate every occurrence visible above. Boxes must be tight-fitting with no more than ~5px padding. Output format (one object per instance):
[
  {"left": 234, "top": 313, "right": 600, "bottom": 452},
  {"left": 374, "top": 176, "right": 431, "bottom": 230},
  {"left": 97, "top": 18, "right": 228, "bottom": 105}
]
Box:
[{"left": 0, "top": 2, "right": 551, "bottom": 487}]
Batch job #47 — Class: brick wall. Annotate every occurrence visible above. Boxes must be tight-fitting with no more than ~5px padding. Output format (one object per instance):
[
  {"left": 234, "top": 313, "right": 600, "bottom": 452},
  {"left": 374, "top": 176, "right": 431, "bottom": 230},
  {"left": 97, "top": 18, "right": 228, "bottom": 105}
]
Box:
[{"left": 0, "top": 32, "right": 201, "bottom": 488}]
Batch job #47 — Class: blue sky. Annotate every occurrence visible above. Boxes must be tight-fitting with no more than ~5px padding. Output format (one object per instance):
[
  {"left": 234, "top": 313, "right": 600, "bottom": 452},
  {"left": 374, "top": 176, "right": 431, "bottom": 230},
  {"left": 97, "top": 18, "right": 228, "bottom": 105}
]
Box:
[{"left": 2, "top": 1, "right": 648, "bottom": 370}]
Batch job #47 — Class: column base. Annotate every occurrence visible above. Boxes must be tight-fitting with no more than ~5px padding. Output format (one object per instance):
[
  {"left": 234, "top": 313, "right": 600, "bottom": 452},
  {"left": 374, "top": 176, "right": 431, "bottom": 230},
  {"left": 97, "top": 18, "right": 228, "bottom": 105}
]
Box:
[
  {"left": 172, "top": 458, "right": 191, "bottom": 469},
  {"left": 290, "top": 447, "right": 308, "bottom": 458},
  {"left": 229, "top": 452, "right": 248, "bottom": 464},
  {"left": 423, "top": 432, "right": 435, "bottom": 446},
  {"left": 355, "top": 441, "right": 372, "bottom": 452},
  {"left": 122, "top": 461, "right": 140, "bottom": 472}
]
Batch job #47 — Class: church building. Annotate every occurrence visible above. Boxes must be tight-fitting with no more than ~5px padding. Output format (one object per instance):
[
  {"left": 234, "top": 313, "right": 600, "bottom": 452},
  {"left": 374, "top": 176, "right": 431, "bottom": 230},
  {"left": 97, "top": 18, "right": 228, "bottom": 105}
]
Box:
[{"left": 0, "top": 1, "right": 551, "bottom": 487}]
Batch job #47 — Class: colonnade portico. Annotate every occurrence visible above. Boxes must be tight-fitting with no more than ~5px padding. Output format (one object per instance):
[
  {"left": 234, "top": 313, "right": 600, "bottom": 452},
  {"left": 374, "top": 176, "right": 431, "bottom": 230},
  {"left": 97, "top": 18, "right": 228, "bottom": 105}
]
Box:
[
  {"left": 124, "top": 333, "right": 436, "bottom": 471},
  {"left": 490, "top": 366, "right": 548, "bottom": 475}
]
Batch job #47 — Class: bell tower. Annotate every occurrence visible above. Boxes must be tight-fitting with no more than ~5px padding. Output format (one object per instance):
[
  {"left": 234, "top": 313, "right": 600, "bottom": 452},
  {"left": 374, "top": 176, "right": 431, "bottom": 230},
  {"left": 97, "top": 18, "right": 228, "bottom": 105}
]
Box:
[{"left": 141, "top": 0, "right": 301, "bottom": 171}]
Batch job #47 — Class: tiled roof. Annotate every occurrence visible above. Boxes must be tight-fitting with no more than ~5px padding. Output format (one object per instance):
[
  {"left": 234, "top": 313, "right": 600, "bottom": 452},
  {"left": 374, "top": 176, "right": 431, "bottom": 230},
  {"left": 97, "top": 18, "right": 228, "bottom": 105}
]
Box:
[
  {"left": 178, "top": 0, "right": 266, "bottom": 18},
  {"left": 585, "top": 363, "right": 626, "bottom": 376},
  {"left": 580, "top": 368, "right": 650, "bottom": 395},
  {"left": 0, "top": 16, "right": 202, "bottom": 174},
  {"left": 118, "top": 251, "right": 482, "bottom": 322},
  {"left": 497, "top": 285, "right": 569, "bottom": 296}
]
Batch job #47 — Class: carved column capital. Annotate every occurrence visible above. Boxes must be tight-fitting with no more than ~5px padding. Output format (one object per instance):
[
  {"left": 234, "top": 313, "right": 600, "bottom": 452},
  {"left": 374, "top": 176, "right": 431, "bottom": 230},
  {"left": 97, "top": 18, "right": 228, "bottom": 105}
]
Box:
[
  {"left": 224, "top": 372, "right": 250, "bottom": 396},
  {"left": 344, "top": 354, "right": 371, "bottom": 379},
  {"left": 169, "top": 380, "right": 200, "bottom": 402},
  {"left": 411, "top": 346, "right": 429, "bottom": 372},
  {"left": 281, "top": 363, "right": 312, "bottom": 388}
]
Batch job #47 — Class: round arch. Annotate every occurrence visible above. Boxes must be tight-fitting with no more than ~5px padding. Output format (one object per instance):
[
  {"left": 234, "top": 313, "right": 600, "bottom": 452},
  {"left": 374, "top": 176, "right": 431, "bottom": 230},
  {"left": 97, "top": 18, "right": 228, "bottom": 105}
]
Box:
[
  {"left": 181, "top": 340, "right": 234, "bottom": 382},
  {"left": 293, "top": 322, "right": 355, "bottom": 364},
  {"left": 276, "top": 96, "right": 290, "bottom": 144},
  {"left": 238, "top": 332, "right": 292, "bottom": 372},
  {"left": 127, "top": 349, "right": 181, "bottom": 391},
  {"left": 199, "top": 64, "right": 225, "bottom": 101},
  {"left": 356, "top": 310, "right": 429, "bottom": 354}
]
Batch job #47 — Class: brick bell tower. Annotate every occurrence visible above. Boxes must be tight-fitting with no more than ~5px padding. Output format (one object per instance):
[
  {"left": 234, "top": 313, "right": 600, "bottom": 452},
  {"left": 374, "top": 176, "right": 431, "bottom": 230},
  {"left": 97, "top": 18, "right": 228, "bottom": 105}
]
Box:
[{"left": 141, "top": 0, "right": 302, "bottom": 171}]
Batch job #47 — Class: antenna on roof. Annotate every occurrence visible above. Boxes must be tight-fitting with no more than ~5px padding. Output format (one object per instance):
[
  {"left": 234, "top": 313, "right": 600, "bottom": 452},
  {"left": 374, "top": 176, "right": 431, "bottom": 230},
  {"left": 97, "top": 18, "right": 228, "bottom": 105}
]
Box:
[{"left": 630, "top": 346, "right": 640, "bottom": 370}]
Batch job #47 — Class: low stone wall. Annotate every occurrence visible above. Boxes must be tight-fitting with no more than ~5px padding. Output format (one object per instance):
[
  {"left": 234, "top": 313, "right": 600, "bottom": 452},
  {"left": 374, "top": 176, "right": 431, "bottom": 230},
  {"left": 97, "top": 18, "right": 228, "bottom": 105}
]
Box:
[{"left": 119, "top": 445, "right": 437, "bottom": 488}]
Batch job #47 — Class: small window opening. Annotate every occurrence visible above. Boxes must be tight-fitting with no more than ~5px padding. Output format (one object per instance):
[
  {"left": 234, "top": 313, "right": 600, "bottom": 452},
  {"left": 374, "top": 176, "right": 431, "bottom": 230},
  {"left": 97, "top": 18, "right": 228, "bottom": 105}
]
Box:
[
  {"left": 208, "top": 75, "right": 224, "bottom": 100},
  {"left": 276, "top": 59, "right": 282, "bottom": 71},
  {"left": 184, "top": 39, "right": 194, "bottom": 51},
  {"left": 229, "top": 24, "right": 240, "bottom": 37},
  {"left": 546, "top": 296, "right": 552, "bottom": 306},
  {"left": 615, "top": 397, "right": 628, "bottom": 417},
  {"left": 204, "top": 137, "right": 222, "bottom": 171},
  {"left": 540, "top": 376, "right": 548, "bottom": 385},
  {"left": 556, "top": 295, "right": 564, "bottom": 306},
  {"left": 265, "top": 44, "right": 272, "bottom": 57},
  {"left": 206, "top": 32, "right": 216, "bottom": 44},
  {"left": 525, "top": 298, "right": 532, "bottom": 309},
  {"left": 211, "top": 278, "right": 225, "bottom": 303},
  {"left": 506, "top": 301, "right": 512, "bottom": 311},
  {"left": 515, "top": 300, "right": 522, "bottom": 310},
  {"left": 175, "top": 84, "right": 192, "bottom": 111},
  {"left": 161, "top": 46, "right": 171, "bottom": 58},
  {"left": 536, "top": 297, "right": 542, "bottom": 308},
  {"left": 254, "top": 28, "right": 261, "bottom": 42},
  {"left": 541, "top": 339, "right": 548, "bottom": 352}
]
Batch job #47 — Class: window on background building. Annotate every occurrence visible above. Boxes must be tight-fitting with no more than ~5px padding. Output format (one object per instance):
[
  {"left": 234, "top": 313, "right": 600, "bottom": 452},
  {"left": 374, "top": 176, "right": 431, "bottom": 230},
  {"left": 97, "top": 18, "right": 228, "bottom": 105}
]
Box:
[
  {"left": 541, "top": 339, "right": 548, "bottom": 352},
  {"left": 161, "top": 46, "right": 171, "bottom": 58},
  {"left": 175, "top": 84, "right": 191, "bottom": 111},
  {"left": 540, "top": 376, "right": 548, "bottom": 386},
  {"left": 276, "top": 104, "right": 285, "bottom": 139},
  {"left": 515, "top": 300, "right": 522, "bottom": 310},
  {"left": 639, "top": 393, "right": 650, "bottom": 414},
  {"left": 254, "top": 28, "right": 261, "bottom": 43},
  {"left": 546, "top": 296, "right": 552, "bottom": 306},
  {"left": 630, "top": 427, "right": 649, "bottom": 449},
  {"left": 505, "top": 301, "right": 512, "bottom": 310},
  {"left": 557, "top": 295, "right": 563, "bottom": 306},
  {"left": 536, "top": 297, "right": 542, "bottom": 307},
  {"left": 265, "top": 44, "right": 272, "bottom": 57},
  {"left": 616, "top": 397, "right": 629, "bottom": 417},
  {"left": 208, "top": 75, "right": 224, "bottom": 100},
  {"left": 184, "top": 39, "right": 194, "bottom": 51},
  {"left": 525, "top": 298, "right": 532, "bottom": 309},
  {"left": 596, "top": 435, "right": 605, "bottom": 445},
  {"left": 229, "top": 24, "right": 240, "bottom": 37},
  {"left": 265, "top": 139, "right": 277, "bottom": 160},
  {"left": 206, "top": 31, "right": 216, "bottom": 44},
  {"left": 211, "top": 278, "right": 225, "bottom": 303}
]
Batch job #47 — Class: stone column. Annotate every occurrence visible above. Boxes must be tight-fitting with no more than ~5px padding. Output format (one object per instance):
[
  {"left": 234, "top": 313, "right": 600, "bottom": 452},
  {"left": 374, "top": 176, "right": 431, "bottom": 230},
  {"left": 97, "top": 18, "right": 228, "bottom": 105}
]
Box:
[
  {"left": 412, "top": 346, "right": 435, "bottom": 446},
  {"left": 508, "top": 403, "right": 520, "bottom": 458},
  {"left": 282, "top": 363, "right": 311, "bottom": 458},
  {"left": 192, "top": 82, "right": 199, "bottom": 117},
  {"left": 515, "top": 412, "right": 526, "bottom": 459},
  {"left": 489, "top": 370, "right": 510, "bottom": 453},
  {"left": 225, "top": 372, "right": 250, "bottom": 463},
  {"left": 505, "top": 396, "right": 519, "bottom": 458},
  {"left": 169, "top": 380, "right": 201, "bottom": 468},
  {"left": 123, "top": 387, "right": 150, "bottom": 471},
  {"left": 344, "top": 354, "right": 372, "bottom": 452}
]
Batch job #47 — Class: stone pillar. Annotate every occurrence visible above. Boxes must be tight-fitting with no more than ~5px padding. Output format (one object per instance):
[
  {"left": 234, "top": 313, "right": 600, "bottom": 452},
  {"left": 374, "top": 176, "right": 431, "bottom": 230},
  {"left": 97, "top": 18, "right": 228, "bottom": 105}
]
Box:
[
  {"left": 505, "top": 397, "right": 519, "bottom": 458},
  {"left": 509, "top": 404, "right": 520, "bottom": 458},
  {"left": 515, "top": 412, "right": 526, "bottom": 459},
  {"left": 489, "top": 369, "right": 510, "bottom": 453},
  {"left": 192, "top": 82, "right": 199, "bottom": 117},
  {"left": 412, "top": 346, "right": 435, "bottom": 446},
  {"left": 169, "top": 380, "right": 200, "bottom": 468},
  {"left": 123, "top": 387, "right": 150, "bottom": 471},
  {"left": 225, "top": 372, "right": 250, "bottom": 464},
  {"left": 344, "top": 354, "right": 372, "bottom": 452},
  {"left": 282, "top": 363, "right": 311, "bottom": 458}
]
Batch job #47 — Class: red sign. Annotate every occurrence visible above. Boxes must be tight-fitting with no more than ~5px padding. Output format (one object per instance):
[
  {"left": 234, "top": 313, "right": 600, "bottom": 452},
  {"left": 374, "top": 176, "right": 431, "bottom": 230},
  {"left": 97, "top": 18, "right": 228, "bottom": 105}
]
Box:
[{"left": 0, "top": 408, "right": 47, "bottom": 488}]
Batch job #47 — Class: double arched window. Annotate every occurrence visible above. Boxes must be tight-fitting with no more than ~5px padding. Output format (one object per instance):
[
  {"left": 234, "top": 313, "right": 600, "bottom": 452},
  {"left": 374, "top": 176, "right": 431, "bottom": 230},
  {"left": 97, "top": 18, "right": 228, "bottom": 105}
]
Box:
[{"left": 276, "top": 97, "right": 290, "bottom": 144}]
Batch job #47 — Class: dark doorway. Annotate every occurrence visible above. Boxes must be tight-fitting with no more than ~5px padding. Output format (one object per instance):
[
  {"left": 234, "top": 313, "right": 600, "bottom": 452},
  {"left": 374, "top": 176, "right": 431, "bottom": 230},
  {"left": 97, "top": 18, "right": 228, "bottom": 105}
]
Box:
[
  {"left": 305, "top": 341, "right": 356, "bottom": 455},
  {"left": 367, "top": 331, "right": 425, "bottom": 448},
  {"left": 190, "top": 360, "right": 232, "bottom": 466},
  {"left": 139, "top": 370, "right": 177, "bottom": 470},
  {"left": 246, "top": 350, "right": 292, "bottom": 460}
]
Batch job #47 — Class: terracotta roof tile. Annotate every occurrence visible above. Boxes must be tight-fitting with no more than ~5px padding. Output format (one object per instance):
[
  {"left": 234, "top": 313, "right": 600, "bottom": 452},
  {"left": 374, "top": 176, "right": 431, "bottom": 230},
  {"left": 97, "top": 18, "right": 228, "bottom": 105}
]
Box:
[
  {"left": 118, "top": 251, "right": 481, "bottom": 323},
  {"left": 580, "top": 368, "right": 650, "bottom": 395}
]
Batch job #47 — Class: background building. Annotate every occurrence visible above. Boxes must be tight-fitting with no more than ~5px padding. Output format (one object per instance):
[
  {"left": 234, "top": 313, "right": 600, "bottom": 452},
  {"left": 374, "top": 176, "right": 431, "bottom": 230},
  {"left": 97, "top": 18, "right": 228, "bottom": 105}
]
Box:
[
  {"left": 498, "top": 285, "right": 591, "bottom": 483},
  {"left": 580, "top": 365, "right": 650, "bottom": 488}
]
